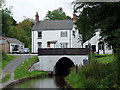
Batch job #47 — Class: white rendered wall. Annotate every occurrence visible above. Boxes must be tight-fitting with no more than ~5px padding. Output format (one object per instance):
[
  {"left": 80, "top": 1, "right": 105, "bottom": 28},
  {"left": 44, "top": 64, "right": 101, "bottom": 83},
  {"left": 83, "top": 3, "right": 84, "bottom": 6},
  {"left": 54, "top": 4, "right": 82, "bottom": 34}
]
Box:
[
  {"left": 32, "top": 29, "right": 82, "bottom": 53},
  {"left": 83, "top": 30, "right": 113, "bottom": 54},
  {"left": 29, "top": 55, "right": 88, "bottom": 71},
  {"left": 32, "top": 31, "right": 38, "bottom": 53}
]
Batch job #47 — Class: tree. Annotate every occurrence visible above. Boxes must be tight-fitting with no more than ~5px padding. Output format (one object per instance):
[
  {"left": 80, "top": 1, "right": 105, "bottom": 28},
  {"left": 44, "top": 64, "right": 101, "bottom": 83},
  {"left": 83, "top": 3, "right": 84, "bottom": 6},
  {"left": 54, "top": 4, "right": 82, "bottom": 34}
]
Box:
[
  {"left": 17, "top": 19, "right": 33, "bottom": 37},
  {"left": 44, "top": 7, "right": 71, "bottom": 20},
  {"left": 2, "top": 8, "right": 17, "bottom": 36},
  {"left": 74, "top": 2, "right": 120, "bottom": 86},
  {"left": 74, "top": 2, "right": 120, "bottom": 50}
]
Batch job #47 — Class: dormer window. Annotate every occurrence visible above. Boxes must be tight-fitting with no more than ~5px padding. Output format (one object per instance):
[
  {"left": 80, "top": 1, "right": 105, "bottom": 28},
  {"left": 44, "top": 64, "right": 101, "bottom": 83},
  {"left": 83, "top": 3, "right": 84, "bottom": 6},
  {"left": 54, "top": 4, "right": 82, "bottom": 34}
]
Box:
[{"left": 38, "top": 31, "right": 42, "bottom": 39}]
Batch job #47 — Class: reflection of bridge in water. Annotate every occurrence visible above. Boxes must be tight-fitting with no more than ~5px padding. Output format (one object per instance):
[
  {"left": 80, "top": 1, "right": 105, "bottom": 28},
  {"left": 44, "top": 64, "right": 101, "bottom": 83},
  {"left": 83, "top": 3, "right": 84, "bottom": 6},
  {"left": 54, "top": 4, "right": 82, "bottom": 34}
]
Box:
[{"left": 30, "top": 48, "right": 89, "bottom": 75}]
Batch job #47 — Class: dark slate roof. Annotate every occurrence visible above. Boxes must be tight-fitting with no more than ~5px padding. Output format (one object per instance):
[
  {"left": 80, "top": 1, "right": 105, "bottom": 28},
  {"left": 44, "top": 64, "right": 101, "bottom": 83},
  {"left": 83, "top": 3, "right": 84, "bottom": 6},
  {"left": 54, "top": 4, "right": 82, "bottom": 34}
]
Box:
[
  {"left": 32, "top": 20, "right": 73, "bottom": 31},
  {"left": 5, "top": 37, "right": 24, "bottom": 45},
  {"left": 38, "top": 48, "right": 89, "bottom": 55}
]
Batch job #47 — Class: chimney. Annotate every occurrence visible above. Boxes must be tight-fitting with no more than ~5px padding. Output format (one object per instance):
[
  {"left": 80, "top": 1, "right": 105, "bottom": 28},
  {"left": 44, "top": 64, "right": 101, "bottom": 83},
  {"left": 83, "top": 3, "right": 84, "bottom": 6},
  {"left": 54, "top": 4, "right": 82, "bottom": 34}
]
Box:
[
  {"left": 35, "top": 12, "right": 39, "bottom": 23},
  {"left": 73, "top": 13, "right": 76, "bottom": 22}
]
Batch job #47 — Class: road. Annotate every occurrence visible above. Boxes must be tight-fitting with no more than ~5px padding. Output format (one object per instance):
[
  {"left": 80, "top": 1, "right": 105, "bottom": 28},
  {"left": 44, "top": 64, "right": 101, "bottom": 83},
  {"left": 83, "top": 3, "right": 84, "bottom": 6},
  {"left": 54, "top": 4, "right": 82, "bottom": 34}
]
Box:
[{"left": 1, "top": 54, "right": 37, "bottom": 88}]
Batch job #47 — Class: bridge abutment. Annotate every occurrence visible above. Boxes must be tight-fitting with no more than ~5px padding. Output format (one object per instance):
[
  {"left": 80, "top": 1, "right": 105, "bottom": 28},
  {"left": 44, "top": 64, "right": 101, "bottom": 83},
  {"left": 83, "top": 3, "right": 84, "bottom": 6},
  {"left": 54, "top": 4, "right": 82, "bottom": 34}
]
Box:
[{"left": 29, "top": 48, "right": 89, "bottom": 75}]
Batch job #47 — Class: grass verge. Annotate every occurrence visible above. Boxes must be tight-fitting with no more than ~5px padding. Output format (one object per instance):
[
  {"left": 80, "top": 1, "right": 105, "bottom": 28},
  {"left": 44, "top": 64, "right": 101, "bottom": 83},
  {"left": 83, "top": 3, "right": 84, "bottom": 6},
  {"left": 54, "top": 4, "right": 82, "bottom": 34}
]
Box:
[
  {"left": 95, "top": 54, "right": 115, "bottom": 64},
  {"left": 0, "top": 74, "right": 11, "bottom": 83},
  {"left": 2, "top": 55, "right": 18, "bottom": 69},
  {"left": 14, "top": 56, "right": 48, "bottom": 80}
]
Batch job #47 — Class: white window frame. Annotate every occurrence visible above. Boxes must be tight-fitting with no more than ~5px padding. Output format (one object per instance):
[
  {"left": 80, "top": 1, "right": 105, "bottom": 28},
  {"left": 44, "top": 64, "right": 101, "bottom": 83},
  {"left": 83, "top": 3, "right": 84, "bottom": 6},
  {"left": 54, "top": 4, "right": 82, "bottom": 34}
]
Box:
[
  {"left": 60, "top": 43, "right": 68, "bottom": 48},
  {"left": 60, "top": 31, "right": 68, "bottom": 37},
  {"left": 38, "top": 31, "right": 42, "bottom": 39}
]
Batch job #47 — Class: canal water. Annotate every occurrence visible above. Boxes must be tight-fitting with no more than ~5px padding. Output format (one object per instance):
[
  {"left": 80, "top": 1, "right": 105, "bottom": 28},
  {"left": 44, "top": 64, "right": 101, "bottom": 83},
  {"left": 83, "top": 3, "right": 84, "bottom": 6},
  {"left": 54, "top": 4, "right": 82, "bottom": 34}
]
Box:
[{"left": 9, "top": 76, "right": 69, "bottom": 89}]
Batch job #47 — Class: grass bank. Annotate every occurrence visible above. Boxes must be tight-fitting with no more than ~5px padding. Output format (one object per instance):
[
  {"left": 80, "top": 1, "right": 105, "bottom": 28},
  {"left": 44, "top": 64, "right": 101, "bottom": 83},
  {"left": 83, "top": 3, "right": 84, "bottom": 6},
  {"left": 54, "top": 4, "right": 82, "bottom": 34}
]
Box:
[
  {"left": 0, "top": 74, "right": 11, "bottom": 83},
  {"left": 2, "top": 55, "right": 18, "bottom": 69},
  {"left": 94, "top": 54, "right": 115, "bottom": 64},
  {"left": 66, "top": 54, "right": 119, "bottom": 88},
  {"left": 14, "top": 56, "right": 48, "bottom": 80}
]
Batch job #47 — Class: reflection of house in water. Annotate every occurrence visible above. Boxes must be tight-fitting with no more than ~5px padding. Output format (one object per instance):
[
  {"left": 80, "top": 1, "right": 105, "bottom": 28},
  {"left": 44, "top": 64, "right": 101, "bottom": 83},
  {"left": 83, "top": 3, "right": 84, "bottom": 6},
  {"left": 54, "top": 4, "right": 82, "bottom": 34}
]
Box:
[{"left": 83, "top": 29, "right": 113, "bottom": 54}]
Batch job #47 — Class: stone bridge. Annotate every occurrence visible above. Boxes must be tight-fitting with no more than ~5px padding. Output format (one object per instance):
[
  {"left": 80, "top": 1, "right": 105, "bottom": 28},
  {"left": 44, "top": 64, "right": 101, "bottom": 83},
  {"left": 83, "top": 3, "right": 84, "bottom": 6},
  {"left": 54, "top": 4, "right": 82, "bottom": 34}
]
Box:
[{"left": 29, "top": 48, "right": 89, "bottom": 75}]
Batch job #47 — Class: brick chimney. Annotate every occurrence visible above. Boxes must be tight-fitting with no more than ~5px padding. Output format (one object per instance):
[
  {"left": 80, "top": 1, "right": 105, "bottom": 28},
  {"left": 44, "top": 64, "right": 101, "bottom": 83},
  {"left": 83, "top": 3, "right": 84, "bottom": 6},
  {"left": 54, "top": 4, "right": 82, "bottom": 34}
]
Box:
[
  {"left": 73, "top": 13, "right": 76, "bottom": 22},
  {"left": 35, "top": 12, "right": 39, "bottom": 23}
]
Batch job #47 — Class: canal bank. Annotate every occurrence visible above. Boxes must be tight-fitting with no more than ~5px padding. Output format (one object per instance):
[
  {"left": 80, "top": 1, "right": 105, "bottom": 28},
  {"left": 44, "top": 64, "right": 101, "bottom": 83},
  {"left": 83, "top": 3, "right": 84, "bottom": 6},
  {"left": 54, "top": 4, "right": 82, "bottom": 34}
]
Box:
[
  {"left": 1, "top": 55, "right": 48, "bottom": 89},
  {"left": 4, "top": 76, "right": 73, "bottom": 89},
  {"left": 2, "top": 55, "right": 74, "bottom": 89}
]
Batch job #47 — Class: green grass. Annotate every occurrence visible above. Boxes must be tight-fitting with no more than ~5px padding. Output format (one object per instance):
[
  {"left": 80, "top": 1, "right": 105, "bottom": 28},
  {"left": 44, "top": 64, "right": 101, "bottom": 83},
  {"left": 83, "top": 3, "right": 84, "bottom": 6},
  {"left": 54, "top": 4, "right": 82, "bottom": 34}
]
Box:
[
  {"left": 66, "top": 54, "right": 116, "bottom": 88},
  {"left": 66, "top": 63, "right": 111, "bottom": 88},
  {"left": 95, "top": 54, "right": 115, "bottom": 64},
  {"left": 0, "top": 74, "right": 11, "bottom": 83},
  {"left": 14, "top": 56, "right": 48, "bottom": 80},
  {"left": 2, "top": 55, "right": 18, "bottom": 69}
]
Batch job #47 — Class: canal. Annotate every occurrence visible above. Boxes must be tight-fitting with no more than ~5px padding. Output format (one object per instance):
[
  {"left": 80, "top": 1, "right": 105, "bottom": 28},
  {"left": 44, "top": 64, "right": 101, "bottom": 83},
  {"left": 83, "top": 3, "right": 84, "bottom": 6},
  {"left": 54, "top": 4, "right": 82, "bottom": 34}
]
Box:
[{"left": 8, "top": 76, "right": 69, "bottom": 89}]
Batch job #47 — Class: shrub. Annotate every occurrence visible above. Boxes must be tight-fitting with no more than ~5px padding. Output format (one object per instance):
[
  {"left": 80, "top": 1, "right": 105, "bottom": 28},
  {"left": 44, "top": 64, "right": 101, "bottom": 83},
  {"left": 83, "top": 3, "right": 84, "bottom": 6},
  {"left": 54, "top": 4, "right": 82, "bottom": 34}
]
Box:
[{"left": 66, "top": 62, "right": 112, "bottom": 88}]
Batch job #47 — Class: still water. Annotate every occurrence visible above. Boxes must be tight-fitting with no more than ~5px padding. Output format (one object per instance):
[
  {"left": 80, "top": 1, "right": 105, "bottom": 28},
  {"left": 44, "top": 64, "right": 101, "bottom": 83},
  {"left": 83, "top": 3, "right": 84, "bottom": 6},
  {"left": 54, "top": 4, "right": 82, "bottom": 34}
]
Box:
[{"left": 10, "top": 76, "right": 68, "bottom": 88}]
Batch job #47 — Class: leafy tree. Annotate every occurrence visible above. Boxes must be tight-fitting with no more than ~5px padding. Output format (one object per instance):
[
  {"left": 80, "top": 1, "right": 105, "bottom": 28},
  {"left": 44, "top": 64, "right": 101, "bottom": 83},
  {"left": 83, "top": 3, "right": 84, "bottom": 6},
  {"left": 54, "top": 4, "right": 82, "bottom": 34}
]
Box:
[
  {"left": 74, "top": 2, "right": 120, "bottom": 86},
  {"left": 44, "top": 7, "right": 71, "bottom": 20},
  {"left": 2, "top": 8, "right": 17, "bottom": 36},
  {"left": 17, "top": 19, "right": 33, "bottom": 37}
]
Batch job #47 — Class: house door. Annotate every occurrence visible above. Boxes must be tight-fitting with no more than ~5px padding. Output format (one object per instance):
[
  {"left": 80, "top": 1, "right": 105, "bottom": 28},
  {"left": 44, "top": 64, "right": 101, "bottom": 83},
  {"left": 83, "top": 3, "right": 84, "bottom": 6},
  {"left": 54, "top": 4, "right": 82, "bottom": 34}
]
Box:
[{"left": 98, "top": 42, "right": 104, "bottom": 54}]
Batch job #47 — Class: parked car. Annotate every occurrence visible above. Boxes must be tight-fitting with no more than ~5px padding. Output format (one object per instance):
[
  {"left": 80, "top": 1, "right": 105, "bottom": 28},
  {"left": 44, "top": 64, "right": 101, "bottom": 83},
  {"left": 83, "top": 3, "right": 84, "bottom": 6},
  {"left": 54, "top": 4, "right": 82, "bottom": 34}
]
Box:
[
  {"left": 12, "top": 45, "right": 24, "bottom": 54},
  {"left": 23, "top": 48, "right": 30, "bottom": 54}
]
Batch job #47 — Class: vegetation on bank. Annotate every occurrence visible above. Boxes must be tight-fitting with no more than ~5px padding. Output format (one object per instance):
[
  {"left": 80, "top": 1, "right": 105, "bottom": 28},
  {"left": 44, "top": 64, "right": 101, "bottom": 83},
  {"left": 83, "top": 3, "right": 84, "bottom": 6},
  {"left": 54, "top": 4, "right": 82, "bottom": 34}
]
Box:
[
  {"left": 14, "top": 56, "right": 48, "bottom": 80},
  {"left": 0, "top": 74, "right": 11, "bottom": 83},
  {"left": 66, "top": 54, "right": 120, "bottom": 88},
  {"left": 1, "top": 49, "right": 17, "bottom": 69},
  {"left": 90, "top": 54, "right": 115, "bottom": 64}
]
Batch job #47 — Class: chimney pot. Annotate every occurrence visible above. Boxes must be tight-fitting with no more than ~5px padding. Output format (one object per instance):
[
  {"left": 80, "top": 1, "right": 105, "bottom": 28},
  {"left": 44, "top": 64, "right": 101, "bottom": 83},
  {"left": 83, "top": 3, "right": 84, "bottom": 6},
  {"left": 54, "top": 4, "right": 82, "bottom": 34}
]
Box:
[
  {"left": 35, "top": 12, "right": 39, "bottom": 23},
  {"left": 73, "top": 13, "right": 76, "bottom": 22}
]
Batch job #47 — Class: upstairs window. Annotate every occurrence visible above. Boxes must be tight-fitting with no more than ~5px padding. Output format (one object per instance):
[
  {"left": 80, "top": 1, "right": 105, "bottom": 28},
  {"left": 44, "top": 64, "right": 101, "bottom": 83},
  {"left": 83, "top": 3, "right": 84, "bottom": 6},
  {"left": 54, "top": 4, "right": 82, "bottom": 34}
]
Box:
[
  {"left": 61, "top": 31, "right": 68, "bottom": 37},
  {"left": 38, "top": 31, "right": 42, "bottom": 39}
]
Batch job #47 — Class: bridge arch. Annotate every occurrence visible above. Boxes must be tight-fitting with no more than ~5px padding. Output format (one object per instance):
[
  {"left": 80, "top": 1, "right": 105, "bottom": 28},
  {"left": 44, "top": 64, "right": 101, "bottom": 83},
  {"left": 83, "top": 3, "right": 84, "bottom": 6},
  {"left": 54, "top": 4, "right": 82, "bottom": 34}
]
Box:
[{"left": 54, "top": 57, "right": 75, "bottom": 75}]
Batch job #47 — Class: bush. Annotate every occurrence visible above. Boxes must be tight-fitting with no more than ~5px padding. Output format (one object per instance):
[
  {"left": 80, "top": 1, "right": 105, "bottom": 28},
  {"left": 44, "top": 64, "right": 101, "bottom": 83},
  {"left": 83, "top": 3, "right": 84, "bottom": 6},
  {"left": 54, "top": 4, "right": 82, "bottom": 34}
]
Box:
[{"left": 66, "top": 63, "right": 112, "bottom": 88}]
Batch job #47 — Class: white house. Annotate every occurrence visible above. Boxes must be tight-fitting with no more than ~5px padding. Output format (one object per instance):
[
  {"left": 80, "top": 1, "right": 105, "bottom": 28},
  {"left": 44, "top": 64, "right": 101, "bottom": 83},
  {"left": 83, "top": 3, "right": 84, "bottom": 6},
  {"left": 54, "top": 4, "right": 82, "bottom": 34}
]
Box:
[
  {"left": 32, "top": 12, "right": 82, "bottom": 53},
  {"left": 83, "top": 29, "right": 113, "bottom": 54}
]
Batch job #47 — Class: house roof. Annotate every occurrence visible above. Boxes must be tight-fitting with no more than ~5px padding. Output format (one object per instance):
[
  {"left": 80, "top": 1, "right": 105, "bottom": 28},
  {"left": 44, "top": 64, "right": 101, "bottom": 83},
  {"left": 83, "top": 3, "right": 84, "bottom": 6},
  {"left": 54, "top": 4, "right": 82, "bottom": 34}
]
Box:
[
  {"left": 0, "top": 40, "right": 7, "bottom": 45},
  {"left": 5, "top": 37, "right": 24, "bottom": 45},
  {"left": 32, "top": 20, "right": 73, "bottom": 31}
]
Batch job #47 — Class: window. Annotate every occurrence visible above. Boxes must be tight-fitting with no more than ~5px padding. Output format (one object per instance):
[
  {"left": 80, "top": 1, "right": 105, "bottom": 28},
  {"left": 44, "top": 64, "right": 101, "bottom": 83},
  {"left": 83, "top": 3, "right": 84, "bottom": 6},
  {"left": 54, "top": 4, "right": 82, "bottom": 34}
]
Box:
[
  {"left": 98, "top": 42, "right": 104, "bottom": 50},
  {"left": 83, "top": 59, "right": 88, "bottom": 65},
  {"left": 61, "top": 31, "right": 68, "bottom": 37},
  {"left": 47, "top": 42, "right": 50, "bottom": 47},
  {"left": 92, "top": 45, "right": 96, "bottom": 52},
  {"left": 38, "top": 42, "right": 42, "bottom": 48},
  {"left": 38, "top": 31, "right": 42, "bottom": 39},
  {"left": 85, "top": 45, "right": 88, "bottom": 48},
  {"left": 60, "top": 43, "right": 68, "bottom": 48}
]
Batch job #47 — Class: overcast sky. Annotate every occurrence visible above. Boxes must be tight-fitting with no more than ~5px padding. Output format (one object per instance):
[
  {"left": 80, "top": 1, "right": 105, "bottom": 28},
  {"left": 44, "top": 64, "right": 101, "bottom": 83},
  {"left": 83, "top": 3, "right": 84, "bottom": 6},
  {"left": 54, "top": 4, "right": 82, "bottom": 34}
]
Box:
[{"left": 5, "top": 0, "right": 75, "bottom": 23}]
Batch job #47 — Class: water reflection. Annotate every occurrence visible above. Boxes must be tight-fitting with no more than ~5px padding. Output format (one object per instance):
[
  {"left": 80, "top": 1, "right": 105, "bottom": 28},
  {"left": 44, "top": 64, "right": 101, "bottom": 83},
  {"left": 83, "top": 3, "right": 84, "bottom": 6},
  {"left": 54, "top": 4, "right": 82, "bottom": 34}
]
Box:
[
  {"left": 54, "top": 76, "right": 65, "bottom": 88},
  {"left": 8, "top": 76, "right": 67, "bottom": 89}
]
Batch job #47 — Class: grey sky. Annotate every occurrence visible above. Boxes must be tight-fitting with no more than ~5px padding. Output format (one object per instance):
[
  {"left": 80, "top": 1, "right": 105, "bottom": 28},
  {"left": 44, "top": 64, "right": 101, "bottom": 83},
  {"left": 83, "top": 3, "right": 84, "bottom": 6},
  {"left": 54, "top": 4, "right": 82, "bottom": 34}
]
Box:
[{"left": 5, "top": 0, "right": 75, "bottom": 23}]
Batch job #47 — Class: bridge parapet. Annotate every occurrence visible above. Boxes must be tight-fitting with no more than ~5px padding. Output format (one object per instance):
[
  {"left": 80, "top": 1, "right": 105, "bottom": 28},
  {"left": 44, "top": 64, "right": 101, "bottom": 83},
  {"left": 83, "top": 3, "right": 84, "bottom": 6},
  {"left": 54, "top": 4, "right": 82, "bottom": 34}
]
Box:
[{"left": 38, "top": 48, "right": 89, "bottom": 55}]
